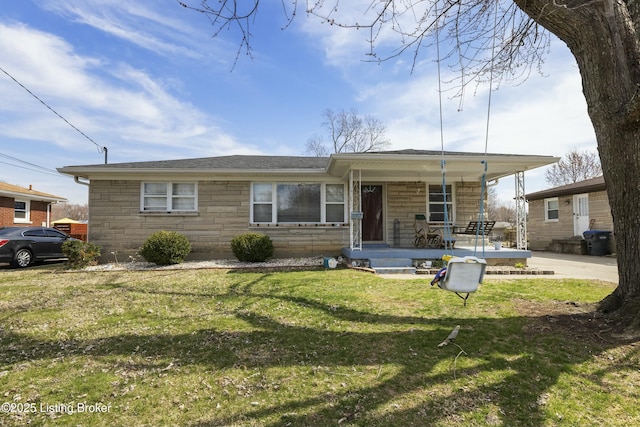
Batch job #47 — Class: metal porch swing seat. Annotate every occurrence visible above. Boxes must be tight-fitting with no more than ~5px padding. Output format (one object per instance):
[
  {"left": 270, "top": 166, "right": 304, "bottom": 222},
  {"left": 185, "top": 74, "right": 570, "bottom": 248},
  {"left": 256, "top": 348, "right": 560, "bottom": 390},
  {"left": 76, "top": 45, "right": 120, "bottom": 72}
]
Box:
[{"left": 430, "top": 1, "right": 499, "bottom": 305}]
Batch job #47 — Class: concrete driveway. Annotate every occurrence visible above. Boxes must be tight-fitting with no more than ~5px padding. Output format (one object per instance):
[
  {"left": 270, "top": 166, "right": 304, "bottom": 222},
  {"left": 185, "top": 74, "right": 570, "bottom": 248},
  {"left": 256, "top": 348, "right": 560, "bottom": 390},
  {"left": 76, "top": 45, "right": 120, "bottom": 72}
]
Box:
[
  {"left": 379, "top": 251, "right": 619, "bottom": 283},
  {"left": 520, "top": 251, "right": 618, "bottom": 283}
]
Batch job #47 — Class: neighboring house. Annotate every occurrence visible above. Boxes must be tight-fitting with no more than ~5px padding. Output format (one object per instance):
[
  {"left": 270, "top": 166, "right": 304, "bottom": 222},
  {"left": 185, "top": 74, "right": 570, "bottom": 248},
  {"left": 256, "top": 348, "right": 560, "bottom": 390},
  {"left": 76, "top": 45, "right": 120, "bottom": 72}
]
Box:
[
  {"left": 526, "top": 176, "right": 613, "bottom": 254},
  {"left": 58, "top": 150, "right": 558, "bottom": 263},
  {"left": 0, "top": 182, "right": 67, "bottom": 227}
]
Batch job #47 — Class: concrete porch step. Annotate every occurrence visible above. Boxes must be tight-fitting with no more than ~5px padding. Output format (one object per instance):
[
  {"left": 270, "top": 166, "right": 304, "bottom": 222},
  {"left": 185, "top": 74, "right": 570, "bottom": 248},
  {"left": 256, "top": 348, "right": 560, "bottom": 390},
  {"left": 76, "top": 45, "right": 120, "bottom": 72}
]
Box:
[
  {"left": 369, "top": 258, "right": 416, "bottom": 275},
  {"left": 372, "top": 266, "right": 417, "bottom": 275},
  {"left": 368, "top": 257, "right": 413, "bottom": 268}
]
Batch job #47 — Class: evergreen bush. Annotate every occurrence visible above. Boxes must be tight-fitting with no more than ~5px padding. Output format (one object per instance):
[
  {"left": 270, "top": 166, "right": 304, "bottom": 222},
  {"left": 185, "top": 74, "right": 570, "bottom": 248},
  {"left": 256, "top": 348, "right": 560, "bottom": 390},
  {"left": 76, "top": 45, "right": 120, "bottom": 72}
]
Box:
[
  {"left": 230, "top": 232, "right": 274, "bottom": 262},
  {"left": 139, "top": 231, "right": 192, "bottom": 265},
  {"left": 62, "top": 239, "right": 101, "bottom": 269}
]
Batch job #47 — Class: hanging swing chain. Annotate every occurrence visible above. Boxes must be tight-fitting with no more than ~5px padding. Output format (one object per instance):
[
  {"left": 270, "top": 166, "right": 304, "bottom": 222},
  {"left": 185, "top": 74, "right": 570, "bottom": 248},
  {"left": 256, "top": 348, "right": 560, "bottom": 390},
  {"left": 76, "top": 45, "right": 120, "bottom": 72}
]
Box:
[
  {"left": 435, "top": 2, "right": 454, "bottom": 255},
  {"left": 474, "top": 0, "right": 500, "bottom": 258},
  {"left": 436, "top": 4, "right": 445, "bottom": 159},
  {"left": 484, "top": 0, "right": 500, "bottom": 158},
  {"left": 437, "top": 1, "right": 498, "bottom": 258}
]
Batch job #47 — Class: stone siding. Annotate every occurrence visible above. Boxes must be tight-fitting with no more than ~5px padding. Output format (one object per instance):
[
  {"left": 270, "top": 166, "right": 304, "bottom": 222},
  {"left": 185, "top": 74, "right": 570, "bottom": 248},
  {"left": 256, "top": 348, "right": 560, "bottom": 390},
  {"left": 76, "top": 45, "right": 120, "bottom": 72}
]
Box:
[
  {"left": 454, "top": 181, "right": 485, "bottom": 225},
  {"left": 386, "top": 182, "right": 426, "bottom": 247},
  {"left": 88, "top": 180, "right": 349, "bottom": 262},
  {"left": 588, "top": 191, "right": 613, "bottom": 231},
  {"left": 385, "top": 181, "right": 483, "bottom": 247},
  {"left": 88, "top": 179, "right": 485, "bottom": 262}
]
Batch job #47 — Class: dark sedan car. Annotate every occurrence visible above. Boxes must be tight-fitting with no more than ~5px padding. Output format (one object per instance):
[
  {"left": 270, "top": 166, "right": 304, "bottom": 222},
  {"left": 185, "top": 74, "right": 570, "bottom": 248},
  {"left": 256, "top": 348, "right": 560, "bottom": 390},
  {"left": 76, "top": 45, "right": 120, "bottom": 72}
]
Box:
[{"left": 0, "top": 226, "right": 74, "bottom": 268}]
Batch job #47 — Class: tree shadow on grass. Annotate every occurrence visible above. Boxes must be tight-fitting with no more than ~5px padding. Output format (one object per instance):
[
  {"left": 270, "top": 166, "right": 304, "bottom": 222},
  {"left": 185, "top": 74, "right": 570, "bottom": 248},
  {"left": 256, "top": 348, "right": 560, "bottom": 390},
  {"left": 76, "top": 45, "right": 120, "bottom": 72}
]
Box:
[{"left": 1, "top": 272, "right": 637, "bottom": 426}]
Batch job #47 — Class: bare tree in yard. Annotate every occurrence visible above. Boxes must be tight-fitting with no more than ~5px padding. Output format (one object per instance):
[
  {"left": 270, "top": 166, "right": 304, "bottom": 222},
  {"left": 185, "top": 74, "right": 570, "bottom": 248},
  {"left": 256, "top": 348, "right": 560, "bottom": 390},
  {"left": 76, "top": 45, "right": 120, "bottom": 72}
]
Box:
[
  {"left": 546, "top": 148, "right": 602, "bottom": 186},
  {"left": 487, "top": 187, "right": 515, "bottom": 223},
  {"left": 178, "top": 0, "right": 640, "bottom": 332},
  {"left": 306, "top": 108, "right": 390, "bottom": 157},
  {"left": 51, "top": 202, "right": 89, "bottom": 222}
]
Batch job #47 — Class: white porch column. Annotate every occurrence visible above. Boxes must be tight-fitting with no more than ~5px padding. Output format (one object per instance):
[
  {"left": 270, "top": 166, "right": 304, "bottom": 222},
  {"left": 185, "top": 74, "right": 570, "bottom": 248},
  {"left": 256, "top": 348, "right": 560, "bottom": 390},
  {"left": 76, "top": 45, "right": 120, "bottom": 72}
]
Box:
[
  {"left": 349, "top": 169, "right": 362, "bottom": 251},
  {"left": 515, "top": 171, "right": 527, "bottom": 250}
]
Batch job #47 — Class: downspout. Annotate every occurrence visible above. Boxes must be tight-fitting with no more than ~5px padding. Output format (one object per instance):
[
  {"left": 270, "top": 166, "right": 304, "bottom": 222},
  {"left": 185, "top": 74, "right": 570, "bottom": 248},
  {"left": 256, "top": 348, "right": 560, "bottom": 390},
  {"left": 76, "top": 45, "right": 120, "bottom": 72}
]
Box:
[{"left": 72, "top": 176, "right": 91, "bottom": 242}]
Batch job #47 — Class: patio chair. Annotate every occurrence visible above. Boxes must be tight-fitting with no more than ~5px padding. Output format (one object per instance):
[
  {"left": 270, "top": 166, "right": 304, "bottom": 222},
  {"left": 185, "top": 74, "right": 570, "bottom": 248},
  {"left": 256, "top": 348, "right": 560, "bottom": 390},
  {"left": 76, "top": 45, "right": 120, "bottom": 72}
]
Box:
[{"left": 414, "top": 214, "right": 443, "bottom": 248}]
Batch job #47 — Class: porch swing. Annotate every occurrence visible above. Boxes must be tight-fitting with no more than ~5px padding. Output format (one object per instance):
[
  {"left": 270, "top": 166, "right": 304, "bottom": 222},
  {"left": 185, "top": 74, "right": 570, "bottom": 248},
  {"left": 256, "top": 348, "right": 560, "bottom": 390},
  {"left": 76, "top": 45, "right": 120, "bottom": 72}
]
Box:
[{"left": 429, "top": 1, "right": 498, "bottom": 305}]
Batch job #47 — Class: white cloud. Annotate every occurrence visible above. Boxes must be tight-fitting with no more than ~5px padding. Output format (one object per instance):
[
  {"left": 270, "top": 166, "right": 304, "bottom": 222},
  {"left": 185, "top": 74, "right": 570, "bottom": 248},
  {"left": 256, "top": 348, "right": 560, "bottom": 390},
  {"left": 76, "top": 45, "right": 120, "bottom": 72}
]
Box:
[
  {"left": 0, "top": 23, "right": 102, "bottom": 98},
  {"left": 298, "top": 0, "right": 435, "bottom": 70},
  {"left": 39, "top": 0, "right": 217, "bottom": 60}
]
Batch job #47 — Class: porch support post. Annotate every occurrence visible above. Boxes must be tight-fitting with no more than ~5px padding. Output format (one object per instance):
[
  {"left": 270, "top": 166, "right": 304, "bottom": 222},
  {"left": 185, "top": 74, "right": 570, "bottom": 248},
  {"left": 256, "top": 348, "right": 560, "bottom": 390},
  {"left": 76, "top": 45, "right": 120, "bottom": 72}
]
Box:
[
  {"left": 515, "top": 171, "right": 527, "bottom": 250},
  {"left": 349, "top": 169, "right": 362, "bottom": 251}
]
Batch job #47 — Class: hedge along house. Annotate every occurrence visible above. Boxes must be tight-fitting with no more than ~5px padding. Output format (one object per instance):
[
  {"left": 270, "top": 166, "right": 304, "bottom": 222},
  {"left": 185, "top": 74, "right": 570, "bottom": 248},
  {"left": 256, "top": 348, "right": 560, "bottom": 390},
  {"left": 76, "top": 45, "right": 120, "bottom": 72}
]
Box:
[
  {"left": 526, "top": 176, "right": 614, "bottom": 255},
  {"left": 58, "top": 149, "right": 558, "bottom": 268}
]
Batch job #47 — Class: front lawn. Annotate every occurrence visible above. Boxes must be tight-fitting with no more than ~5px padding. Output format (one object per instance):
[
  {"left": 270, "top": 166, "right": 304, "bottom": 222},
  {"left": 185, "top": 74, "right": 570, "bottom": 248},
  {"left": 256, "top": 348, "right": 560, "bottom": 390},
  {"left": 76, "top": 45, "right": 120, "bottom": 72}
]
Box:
[{"left": 0, "top": 266, "right": 637, "bottom": 426}]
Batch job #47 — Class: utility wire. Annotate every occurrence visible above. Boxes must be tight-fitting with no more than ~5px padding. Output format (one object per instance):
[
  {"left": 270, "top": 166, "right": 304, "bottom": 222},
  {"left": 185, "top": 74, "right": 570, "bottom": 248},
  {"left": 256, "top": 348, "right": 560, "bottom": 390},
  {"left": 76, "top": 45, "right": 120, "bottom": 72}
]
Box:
[
  {"left": 0, "top": 160, "right": 64, "bottom": 178},
  {"left": 0, "top": 152, "right": 59, "bottom": 175},
  {"left": 0, "top": 65, "right": 107, "bottom": 156}
]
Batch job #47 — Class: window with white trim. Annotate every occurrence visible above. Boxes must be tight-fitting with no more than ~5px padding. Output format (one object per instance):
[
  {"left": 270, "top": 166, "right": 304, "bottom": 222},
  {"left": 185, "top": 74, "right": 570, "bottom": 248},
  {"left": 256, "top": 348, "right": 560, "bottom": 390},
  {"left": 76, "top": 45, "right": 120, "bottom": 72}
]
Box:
[
  {"left": 251, "top": 183, "right": 345, "bottom": 223},
  {"left": 325, "top": 184, "right": 345, "bottom": 222},
  {"left": 141, "top": 182, "right": 197, "bottom": 212},
  {"left": 428, "top": 185, "right": 453, "bottom": 223},
  {"left": 14, "top": 200, "right": 30, "bottom": 223},
  {"left": 545, "top": 197, "right": 559, "bottom": 221}
]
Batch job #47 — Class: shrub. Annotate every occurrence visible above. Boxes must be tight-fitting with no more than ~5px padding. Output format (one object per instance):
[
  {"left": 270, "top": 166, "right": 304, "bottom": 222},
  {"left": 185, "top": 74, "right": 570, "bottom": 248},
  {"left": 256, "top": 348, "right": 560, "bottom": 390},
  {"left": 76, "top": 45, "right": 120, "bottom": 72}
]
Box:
[
  {"left": 139, "top": 231, "right": 192, "bottom": 266},
  {"left": 230, "top": 232, "right": 274, "bottom": 262},
  {"left": 62, "top": 239, "right": 101, "bottom": 269}
]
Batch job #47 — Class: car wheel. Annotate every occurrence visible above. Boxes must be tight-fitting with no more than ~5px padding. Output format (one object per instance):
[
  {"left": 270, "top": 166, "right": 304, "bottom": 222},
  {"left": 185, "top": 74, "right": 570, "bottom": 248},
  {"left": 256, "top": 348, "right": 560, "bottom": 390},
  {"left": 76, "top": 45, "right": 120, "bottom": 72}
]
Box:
[{"left": 13, "top": 249, "right": 33, "bottom": 268}]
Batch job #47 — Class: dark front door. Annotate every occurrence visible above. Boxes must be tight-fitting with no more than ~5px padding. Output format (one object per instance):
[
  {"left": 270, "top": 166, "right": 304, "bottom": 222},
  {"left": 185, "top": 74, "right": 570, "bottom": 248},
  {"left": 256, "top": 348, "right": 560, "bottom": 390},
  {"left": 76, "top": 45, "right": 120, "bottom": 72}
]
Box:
[{"left": 362, "top": 185, "right": 383, "bottom": 242}]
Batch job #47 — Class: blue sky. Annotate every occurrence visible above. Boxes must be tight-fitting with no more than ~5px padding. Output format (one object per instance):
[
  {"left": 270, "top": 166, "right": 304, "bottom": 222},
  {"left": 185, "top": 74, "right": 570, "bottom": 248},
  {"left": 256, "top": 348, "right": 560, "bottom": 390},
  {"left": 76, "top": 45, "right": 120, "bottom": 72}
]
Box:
[{"left": 0, "top": 0, "right": 597, "bottom": 205}]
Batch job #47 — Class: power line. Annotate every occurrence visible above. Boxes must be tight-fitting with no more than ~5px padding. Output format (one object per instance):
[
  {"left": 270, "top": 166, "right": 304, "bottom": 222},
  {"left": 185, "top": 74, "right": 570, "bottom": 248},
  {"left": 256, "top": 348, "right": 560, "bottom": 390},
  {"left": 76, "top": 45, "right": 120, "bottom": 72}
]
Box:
[
  {"left": 0, "top": 65, "right": 108, "bottom": 161},
  {"left": 0, "top": 160, "right": 64, "bottom": 178},
  {"left": 0, "top": 152, "right": 59, "bottom": 175}
]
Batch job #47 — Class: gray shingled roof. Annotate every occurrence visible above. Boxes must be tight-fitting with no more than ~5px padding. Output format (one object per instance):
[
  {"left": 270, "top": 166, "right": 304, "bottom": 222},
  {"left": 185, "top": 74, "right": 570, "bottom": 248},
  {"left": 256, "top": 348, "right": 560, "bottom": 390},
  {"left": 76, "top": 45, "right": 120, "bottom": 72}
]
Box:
[
  {"left": 66, "top": 155, "right": 330, "bottom": 170},
  {"left": 526, "top": 176, "right": 605, "bottom": 201},
  {"left": 64, "top": 149, "right": 530, "bottom": 171},
  {"left": 59, "top": 150, "right": 559, "bottom": 182}
]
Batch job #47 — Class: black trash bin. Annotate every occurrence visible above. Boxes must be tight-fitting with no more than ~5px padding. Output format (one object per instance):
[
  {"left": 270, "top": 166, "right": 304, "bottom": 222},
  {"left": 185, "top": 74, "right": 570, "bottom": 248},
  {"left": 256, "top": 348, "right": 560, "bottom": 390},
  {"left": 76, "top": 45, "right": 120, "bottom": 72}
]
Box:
[{"left": 583, "top": 230, "right": 611, "bottom": 256}]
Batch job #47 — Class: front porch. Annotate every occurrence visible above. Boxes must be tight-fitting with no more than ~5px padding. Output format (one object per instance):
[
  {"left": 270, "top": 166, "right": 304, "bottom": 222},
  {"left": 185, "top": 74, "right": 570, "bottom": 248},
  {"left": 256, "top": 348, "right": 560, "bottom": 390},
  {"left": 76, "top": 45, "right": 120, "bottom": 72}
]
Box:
[{"left": 341, "top": 243, "right": 530, "bottom": 274}]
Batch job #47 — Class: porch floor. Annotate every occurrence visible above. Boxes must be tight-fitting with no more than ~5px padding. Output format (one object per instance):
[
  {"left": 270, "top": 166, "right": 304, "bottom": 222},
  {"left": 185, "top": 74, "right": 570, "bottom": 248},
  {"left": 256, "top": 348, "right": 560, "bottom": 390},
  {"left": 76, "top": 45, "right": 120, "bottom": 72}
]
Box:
[{"left": 341, "top": 244, "right": 530, "bottom": 274}]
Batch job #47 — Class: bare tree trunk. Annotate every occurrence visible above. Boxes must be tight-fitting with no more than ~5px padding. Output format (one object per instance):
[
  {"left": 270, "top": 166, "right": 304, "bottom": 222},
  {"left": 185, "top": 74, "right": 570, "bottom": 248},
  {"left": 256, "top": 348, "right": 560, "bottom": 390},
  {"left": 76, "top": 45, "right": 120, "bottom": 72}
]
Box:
[{"left": 515, "top": 0, "right": 640, "bottom": 329}]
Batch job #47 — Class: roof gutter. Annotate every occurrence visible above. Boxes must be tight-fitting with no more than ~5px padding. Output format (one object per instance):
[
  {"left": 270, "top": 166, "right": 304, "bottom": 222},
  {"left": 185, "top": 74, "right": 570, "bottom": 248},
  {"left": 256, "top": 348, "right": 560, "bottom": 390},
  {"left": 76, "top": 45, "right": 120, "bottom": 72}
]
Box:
[{"left": 74, "top": 176, "right": 90, "bottom": 186}]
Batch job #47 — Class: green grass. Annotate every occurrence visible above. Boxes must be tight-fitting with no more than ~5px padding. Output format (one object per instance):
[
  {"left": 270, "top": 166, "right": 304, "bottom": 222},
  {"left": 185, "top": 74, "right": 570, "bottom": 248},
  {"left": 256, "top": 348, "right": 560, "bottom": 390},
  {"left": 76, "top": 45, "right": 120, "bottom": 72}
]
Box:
[{"left": 0, "top": 266, "right": 637, "bottom": 426}]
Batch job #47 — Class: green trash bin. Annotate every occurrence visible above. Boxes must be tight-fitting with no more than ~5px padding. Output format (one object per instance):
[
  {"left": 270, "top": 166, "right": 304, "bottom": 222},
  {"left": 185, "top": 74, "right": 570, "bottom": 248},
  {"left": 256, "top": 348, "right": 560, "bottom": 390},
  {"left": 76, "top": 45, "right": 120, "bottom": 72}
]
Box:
[{"left": 583, "top": 230, "right": 611, "bottom": 256}]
